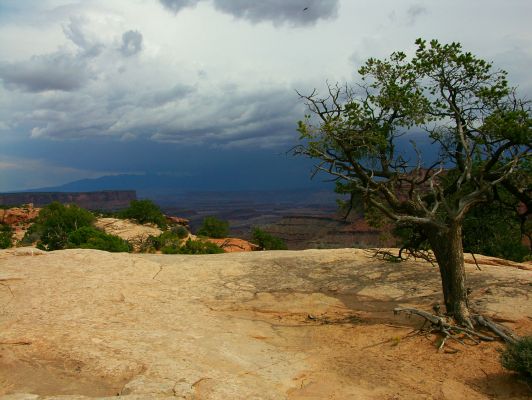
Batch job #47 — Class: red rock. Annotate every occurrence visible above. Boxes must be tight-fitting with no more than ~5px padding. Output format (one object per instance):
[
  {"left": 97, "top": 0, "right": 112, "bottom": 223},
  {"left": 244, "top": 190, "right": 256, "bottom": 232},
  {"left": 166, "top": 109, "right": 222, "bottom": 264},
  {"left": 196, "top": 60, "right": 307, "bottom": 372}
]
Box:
[
  {"left": 206, "top": 238, "right": 260, "bottom": 252},
  {"left": 0, "top": 204, "right": 41, "bottom": 242},
  {"left": 165, "top": 216, "right": 190, "bottom": 228},
  {"left": 0, "top": 205, "right": 40, "bottom": 226}
]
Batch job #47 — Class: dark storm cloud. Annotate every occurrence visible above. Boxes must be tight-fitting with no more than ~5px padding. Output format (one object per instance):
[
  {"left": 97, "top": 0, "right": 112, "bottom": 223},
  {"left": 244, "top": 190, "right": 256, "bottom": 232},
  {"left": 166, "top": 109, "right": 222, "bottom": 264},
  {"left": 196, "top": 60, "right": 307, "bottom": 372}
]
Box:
[
  {"left": 142, "top": 84, "right": 196, "bottom": 107},
  {"left": 212, "top": 0, "right": 339, "bottom": 25},
  {"left": 120, "top": 30, "right": 143, "bottom": 57},
  {"left": 23, "top": 79, "right": 301, "bottom": 149},
  {"left": 0, "top": 52, "right": 93, "bottom": 93},
  {"left": 159, "top": 0, "right": 339, "bottom": 25},
  {"left": 159, "top": 0, "right": 201, "bottom": 13},
  {"left": 148, "top": 87, "right": 302, "bottom": 147}
]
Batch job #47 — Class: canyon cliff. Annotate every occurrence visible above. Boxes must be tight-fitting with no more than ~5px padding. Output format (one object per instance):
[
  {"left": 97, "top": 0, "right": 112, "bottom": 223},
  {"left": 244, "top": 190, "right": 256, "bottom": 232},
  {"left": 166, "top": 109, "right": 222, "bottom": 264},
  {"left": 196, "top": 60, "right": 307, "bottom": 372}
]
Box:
[{"left": 0, "top": 191, "right": 136, "bottom": 211}]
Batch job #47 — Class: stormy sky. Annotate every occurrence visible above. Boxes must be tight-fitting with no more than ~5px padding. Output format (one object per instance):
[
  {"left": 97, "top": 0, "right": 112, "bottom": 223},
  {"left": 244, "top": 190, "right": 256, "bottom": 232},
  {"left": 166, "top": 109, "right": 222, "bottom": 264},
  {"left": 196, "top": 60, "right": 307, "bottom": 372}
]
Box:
[{"left": 0, "top": 0, "right": 531, "bottom": 192}]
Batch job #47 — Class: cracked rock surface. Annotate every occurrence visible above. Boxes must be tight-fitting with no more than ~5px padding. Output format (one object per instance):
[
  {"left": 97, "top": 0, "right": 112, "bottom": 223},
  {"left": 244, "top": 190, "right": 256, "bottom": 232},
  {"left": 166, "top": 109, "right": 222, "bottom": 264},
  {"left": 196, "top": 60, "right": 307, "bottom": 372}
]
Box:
[{"left": 0, "top": 248, "right": 530, "bottom": 399}]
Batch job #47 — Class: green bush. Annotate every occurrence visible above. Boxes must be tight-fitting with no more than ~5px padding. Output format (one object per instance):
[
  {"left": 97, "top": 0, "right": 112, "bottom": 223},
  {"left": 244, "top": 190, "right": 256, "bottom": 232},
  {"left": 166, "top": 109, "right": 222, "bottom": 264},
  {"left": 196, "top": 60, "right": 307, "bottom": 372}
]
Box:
[
  {"left": 34, "top": 202, "right": 95, "bottom": 251},
  {"left": 137, "top": 225, "right": 190, "bottom": 253},
  {"left": 252, "top": 228, "right": 287, "bottom": 250},
  {"left": 169, "top": 224, "right": 189, "bottom": 239},
  {"left": 501, "top": 336, "right": 532, "bottom": 382},
  {"left": 151, "top": 231, "right": 183, "bottom": 251},
  {"left": 119, "top": 199, "right": 167, "bottom": 228},
  {"left": 162, "top": 239, "right": 224, "bottom": 255},
  {"left": 463, "top": 200, "right": 530, "bottom": 262},
  {"left": 0, "top": 224, "right": 13, "bottom": 249},
  {"left": 20, "top": 229, "right": 40, "bottom": 246},
  {"left": 67, "top": 226, "right": 131, "bottom": 253},
  {"left": 196, "top": 216, "right": 229, "bottom": 238}
]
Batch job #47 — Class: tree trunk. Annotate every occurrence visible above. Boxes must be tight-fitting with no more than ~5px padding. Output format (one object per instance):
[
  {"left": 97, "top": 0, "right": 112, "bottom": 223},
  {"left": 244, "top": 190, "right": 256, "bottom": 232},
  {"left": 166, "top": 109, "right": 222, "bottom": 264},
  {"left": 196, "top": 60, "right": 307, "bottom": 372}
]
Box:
[{"left": 426, "top": 223, "right": 472, "bottom": 327}]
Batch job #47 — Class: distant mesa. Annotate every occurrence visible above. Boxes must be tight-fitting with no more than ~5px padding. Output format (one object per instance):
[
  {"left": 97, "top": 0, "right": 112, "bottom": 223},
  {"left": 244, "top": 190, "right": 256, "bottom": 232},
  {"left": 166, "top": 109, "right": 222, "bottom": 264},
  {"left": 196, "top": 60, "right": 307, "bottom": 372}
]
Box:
[{"left": 0, "top": 190, "right": 136, "bottom": 211}]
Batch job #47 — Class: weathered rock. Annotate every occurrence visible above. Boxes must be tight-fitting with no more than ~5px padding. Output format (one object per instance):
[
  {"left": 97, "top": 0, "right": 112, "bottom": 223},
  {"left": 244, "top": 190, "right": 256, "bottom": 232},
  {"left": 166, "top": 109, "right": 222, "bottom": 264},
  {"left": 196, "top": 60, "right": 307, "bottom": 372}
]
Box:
[
  {"left": 164, "top": 216, "right": 190, "bottom": 229},
  {"left": 94, "top": 218, "right": 162, "bottom": 250},
  {"left": 206, "top": 238, "right": 260, "bottom": 252},
  {"left": 0, "top": 205, "right": 40, "bottom": 226},
  {"left": 0, "top": 205, "right": 41, "bottom": 242},
  {"left": 0, "top": 248, "right": 530, "bottom": 399}
]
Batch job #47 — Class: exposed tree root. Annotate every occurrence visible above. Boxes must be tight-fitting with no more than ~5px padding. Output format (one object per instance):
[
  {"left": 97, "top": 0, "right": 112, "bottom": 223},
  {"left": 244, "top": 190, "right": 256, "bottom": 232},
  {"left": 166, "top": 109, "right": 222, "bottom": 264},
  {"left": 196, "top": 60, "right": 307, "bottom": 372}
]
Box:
[
  {"left": 393, "top": 307, "right": 518, "bottom": 350},
  {"left": 471, "top": 314, "right": 517, "bottom": 344},
  {"left": 373, "top": 248, "right": 437, "bottom": 266}
]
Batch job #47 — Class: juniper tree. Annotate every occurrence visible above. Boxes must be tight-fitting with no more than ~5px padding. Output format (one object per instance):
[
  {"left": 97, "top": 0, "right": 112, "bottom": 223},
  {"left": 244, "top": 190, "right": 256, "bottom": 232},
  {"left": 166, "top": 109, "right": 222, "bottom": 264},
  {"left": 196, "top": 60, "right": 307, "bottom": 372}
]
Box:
[{"left": 296, "top": 39, "right": 531, "bottom": 328}]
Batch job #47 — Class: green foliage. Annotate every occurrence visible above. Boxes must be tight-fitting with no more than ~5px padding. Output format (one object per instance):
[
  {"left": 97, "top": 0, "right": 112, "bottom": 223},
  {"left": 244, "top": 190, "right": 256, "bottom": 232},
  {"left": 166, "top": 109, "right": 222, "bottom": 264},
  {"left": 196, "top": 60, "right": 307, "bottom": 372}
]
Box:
[
  {"left": 501, "top": 336, "right": 532, "bottom": 382},
  {"left": 119, "top": 199, "right": 167, "bottom": 228},
  {"left": 20, "top": 224, "right": 42, "bottom": 246},
  {"left": 169, "top": 224, "right": 189, "bottom": 239},
  {"left": 462, "top": 200, "right": 530, "bottom": 262},
  {"left": 0, "top": 224, "right": 13, "bottom": 249},
  {"left": 151, "top": 231, "right": 184, "bottom": 251},
  {"left": 197, "top": 216, "right": 229, "bottom": 238},
  {"left": 482, "top": 110, "right": 532, "bottom": 144},
  {"left": 162, "top": 239, "right": 224, "bottom": 255},
  {"left": 34, "top": 202, "right": 95, "bottom": 251},
  {"left": 137, "top": 226, "right": 189, "bottom": 253},
  {"left": 251, "top": 228, "right": 287, "bottom": 250},
  {"left": 67, "top": 226, "right": 131, "bottom": 252}
]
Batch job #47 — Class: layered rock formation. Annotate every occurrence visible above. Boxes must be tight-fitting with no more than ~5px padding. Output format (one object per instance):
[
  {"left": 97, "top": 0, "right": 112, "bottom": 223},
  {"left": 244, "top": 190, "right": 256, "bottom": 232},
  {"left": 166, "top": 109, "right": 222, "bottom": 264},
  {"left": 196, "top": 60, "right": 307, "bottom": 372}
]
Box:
[
  {"left": 0, "top": 191, "right": 136, "bottom": 211},
  {"left": 0, "top": 205, "right": 40, "bottom": 241}
]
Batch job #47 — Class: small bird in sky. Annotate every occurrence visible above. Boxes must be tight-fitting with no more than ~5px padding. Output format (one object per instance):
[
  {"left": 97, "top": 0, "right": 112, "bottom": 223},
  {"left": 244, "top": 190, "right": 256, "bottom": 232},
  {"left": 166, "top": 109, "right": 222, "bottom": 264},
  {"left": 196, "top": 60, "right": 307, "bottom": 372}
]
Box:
[{"left": 303, "top": 7, "right": 309, "bottom": 11}]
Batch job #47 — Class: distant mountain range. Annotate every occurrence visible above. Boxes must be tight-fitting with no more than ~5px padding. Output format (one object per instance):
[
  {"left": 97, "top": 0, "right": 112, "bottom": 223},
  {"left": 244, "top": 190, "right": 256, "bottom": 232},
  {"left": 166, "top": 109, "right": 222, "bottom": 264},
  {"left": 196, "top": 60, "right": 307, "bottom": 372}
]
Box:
[
  {"left": 25, "top": 174, "right": 195, "bottom": 195},
  {"left": 27, "top": 173, "right": 328, "bottom": 192},
  {"left": 19, "top": 173, "right": 337, "bottom": 208}
]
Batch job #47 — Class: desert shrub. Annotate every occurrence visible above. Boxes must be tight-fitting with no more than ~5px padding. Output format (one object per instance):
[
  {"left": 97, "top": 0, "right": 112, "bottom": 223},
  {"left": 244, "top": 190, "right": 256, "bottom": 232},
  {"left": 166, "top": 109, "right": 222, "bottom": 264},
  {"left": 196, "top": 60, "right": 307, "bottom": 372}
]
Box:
[
  {"left": 119, "top": 199, "right": 166, "bottom": 228},
  {"left": 135, "top": 229, "right": 188, "bottom": 253},
  {"left": 161, "top": 245, "right": 179, "bottom": 254},
  {"left": 135, "top": 235, "right": 158, "bottom": 253},
  {"left": 66, "top": 226, "right": 131, "bottom": 253},
  {"left": 0, "top": 224, "right": 13, "bottom": 249},
  {"left": 162, "top": 239, "right": 224, "bottom": 255},
  {"left": 196, "top": 216, "right": 229, "bottom": 238},
  {"left": 501, "top": 336, "right": 532, "bottom": 382},
  {"left": 92, "top": 210, "right": 119, "bottom": 218},
  {"left": 151, "top": 231, "right": 183, "bottom": 251},
  {"left": 169, "top": 224, "right": 189, "bottom": 239},
  {"left": 251, "top": 228, "right": 287, "bottom": 250},
  {"left": 20, "top": 229, "right": 41, "bottom": 246},
  {"left": 34, "top": 202, "right": 95, "bottom": 251}
]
